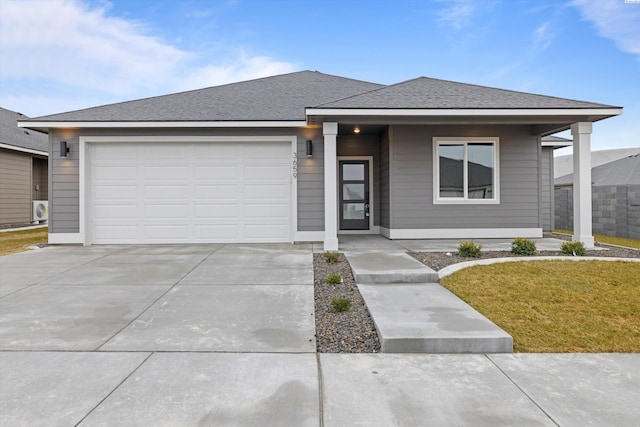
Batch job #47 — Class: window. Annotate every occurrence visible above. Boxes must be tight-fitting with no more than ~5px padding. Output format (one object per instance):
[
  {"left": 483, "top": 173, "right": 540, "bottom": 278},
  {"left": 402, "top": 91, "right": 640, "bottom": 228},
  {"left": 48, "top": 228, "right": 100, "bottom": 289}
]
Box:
[{"left": 434, "top": 137, "right": 499, "bottom": 204}]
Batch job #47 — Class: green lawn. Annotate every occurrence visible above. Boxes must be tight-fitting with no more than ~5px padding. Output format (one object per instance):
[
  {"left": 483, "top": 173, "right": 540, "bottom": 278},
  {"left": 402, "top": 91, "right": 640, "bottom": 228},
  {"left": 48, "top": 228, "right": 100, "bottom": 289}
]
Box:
[
  {"left": 0, "top": 228, "right": 48, "bottom": 256},
  {"left": 441, "top": 260, "right": 640, "bottom": 352},
  {"left": 554, "top": 229, "right": 640, "bottom": 250}
]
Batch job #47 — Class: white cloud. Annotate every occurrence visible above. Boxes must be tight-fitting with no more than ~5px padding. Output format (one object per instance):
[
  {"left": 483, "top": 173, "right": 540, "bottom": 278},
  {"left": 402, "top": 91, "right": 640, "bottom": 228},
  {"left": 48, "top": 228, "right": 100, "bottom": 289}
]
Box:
[
  {"left": 532, "top": 22, "right": 553, "bottom": 52},
  {"left": 572, "top": 0, "right": 640, "bottom": 60},
  {"left": 436, "top": 0, "right": 477, "bottom": 30},
  {"left": 0, "top": 0, "right": 297, "bottom": 116}
]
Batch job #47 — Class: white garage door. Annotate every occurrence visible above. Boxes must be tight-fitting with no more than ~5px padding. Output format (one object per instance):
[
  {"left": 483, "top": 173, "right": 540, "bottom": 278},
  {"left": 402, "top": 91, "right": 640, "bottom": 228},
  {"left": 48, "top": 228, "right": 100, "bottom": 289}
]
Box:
[{"left": 89, "top": 140, "right": 292, "bottom": 244}]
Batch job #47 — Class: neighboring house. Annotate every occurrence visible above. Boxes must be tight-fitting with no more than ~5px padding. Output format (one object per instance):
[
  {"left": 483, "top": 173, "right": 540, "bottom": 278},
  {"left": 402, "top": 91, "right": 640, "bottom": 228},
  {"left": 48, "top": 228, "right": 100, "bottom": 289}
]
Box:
[
  {"left": 554, "top": 147, "right": 640, "bottom": 178},
  {"left": 0, "top": 107, "right": 49, "bottom": 227},
  {"left": 555, "top": 153, "right": 640, "bottom": 239},
  {"left": 18, "top": 71, "right": 622, "bottom": 249}
]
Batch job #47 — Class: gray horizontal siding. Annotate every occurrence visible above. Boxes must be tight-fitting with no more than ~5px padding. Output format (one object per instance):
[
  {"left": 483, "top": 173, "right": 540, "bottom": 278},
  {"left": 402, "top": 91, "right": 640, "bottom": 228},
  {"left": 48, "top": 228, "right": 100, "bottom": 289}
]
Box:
[
  {"left": 541, "top": 147, "right": 554, "bottom": 231},
  {"left": 48, "top": 127, "right": 326, "bottom": 234},
  {"left": 388, "top": 125, "right": 541, "bottom": 229}
]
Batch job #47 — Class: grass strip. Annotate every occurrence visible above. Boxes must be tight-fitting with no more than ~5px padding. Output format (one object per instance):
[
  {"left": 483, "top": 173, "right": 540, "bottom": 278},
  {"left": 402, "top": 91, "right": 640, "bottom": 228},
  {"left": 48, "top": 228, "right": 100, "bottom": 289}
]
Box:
[
  {"left": 0, "top": 228, "right": 48, "bottom": 256},
  {"left": 554, "top": 229, "right": 640, "bottom": 250}
]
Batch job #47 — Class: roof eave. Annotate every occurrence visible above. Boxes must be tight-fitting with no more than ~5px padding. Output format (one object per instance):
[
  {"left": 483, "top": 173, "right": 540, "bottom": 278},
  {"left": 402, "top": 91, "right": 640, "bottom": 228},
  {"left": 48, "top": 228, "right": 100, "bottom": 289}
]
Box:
[
  {"left": 17, "top": 120, "right": 310, "bottom": 132},
  {"left": 306, "top": 107, "right": 622, "bottom": 117},
  {"left": 0, "top": 143, "right": 48, "bottom": 156}
]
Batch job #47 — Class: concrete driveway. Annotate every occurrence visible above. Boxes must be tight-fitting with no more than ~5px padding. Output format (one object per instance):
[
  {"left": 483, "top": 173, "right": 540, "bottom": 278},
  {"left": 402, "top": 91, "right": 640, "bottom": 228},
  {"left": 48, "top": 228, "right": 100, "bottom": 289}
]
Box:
[
  {"left": 0, "top": 244, "right": 315, "bottom": 353},
  {"left": 1, "top": 244, "right": 638, "bottom": 426}
]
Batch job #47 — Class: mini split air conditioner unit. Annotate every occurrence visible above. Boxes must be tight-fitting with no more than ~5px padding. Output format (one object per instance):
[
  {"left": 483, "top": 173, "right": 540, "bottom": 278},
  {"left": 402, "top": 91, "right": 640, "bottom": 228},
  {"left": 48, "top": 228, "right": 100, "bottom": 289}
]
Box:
[{"left": 33, "top": 200, "right": 48, "bottom": 222}]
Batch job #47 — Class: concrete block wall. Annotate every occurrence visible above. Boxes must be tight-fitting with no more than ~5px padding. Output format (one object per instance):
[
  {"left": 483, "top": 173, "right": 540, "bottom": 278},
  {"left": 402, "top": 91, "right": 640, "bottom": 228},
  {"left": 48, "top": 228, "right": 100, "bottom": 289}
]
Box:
[{"left": 555, "top": 185, "right": 640, "bottom": 239}]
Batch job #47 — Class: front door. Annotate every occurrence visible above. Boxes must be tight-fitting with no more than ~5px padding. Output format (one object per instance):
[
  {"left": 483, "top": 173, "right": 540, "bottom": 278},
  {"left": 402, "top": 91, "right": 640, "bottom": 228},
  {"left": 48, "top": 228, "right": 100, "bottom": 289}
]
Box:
[{"left": 339, "top": 160, "right": 369, "bottom": 230}]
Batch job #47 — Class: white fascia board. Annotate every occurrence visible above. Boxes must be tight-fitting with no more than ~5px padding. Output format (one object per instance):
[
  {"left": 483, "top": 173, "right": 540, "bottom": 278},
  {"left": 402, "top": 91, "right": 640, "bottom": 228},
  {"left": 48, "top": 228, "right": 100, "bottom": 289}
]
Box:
[
  {"left": 0, "top": 143, "right": 48, "bottom": 156},
  {"left": 18, "top": 120, "right": 308, "bottom": 129},
  {"left": 306, "top": 108, "right": 623, "bottom": 117}
]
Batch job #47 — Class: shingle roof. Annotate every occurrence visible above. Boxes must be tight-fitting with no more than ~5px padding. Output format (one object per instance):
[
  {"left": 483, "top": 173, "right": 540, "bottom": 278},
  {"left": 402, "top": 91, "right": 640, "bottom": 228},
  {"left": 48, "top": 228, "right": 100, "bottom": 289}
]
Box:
[
  {"left": 555, "top": 154, "right": 640, "bottom": 186},
  {"left": 0, "top": 107, "right": 48, "bottom": 153},
  {"left": 317, "top": 77, "right": 618, "bottom": 109},
  {"left": 22, "top": 71, "right": 620, "bottom": 125},
  {"left": 27, "top": 71, "right": 384, "bottom": 122}
]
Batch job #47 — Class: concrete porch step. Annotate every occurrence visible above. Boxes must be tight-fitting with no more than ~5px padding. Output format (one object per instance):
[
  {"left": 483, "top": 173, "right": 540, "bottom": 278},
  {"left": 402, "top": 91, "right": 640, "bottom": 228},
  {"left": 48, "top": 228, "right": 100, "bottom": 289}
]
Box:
[
  {"left": 345, "top": 252, "right": 439, "bottom": 284},
  {"left": 358, "top": 283, "right": 513, "bottom": 353}
]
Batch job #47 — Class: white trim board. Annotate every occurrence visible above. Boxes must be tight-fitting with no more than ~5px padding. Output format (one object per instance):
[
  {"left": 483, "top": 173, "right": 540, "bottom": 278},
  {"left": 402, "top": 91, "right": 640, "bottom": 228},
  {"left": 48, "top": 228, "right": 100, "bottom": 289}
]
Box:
[
  {"left": 79, "top": 135, "right": 298, "bottom": 246},
  {"left": 380, "top": 227, "right": 543, "bottom": 239},
  {"left": 306, "top": 108, "right": 622, "bottom": 117},
  {"left": 0, "top": 143, "right": 48, "bottom": 156},
  {"left": 19, "top": 121, "right": 308, "bottom": 129}
]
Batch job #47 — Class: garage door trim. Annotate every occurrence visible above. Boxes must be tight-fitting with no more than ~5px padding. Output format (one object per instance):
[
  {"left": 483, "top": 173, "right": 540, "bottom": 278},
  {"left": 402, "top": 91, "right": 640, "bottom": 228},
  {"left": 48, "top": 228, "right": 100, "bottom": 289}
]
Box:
[{"left": 79, "top": 135, "right": 298, "bottom": 245}]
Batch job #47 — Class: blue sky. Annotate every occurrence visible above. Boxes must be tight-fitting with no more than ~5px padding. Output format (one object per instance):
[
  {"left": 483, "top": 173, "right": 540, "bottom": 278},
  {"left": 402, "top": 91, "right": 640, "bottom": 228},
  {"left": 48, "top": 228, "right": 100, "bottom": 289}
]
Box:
[{"left": 1, "top": 0, "right": 638, "bottom": 154}]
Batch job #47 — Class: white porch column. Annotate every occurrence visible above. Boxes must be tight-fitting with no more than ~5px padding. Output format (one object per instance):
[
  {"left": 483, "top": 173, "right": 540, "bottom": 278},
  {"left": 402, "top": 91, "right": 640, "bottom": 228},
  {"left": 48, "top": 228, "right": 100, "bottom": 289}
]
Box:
[
  {"left": 323, "top": 122, "right": 339, "bottom": 251},
  {"left": 571, "top": 122, "right": 595, "bottom": 248}
]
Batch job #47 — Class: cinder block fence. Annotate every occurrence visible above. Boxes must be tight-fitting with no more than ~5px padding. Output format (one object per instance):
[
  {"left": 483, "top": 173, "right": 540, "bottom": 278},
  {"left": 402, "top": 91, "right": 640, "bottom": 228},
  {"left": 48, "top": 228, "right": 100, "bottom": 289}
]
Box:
[{"left": 555, "top": 185, "right": 640, "bottom": 239}]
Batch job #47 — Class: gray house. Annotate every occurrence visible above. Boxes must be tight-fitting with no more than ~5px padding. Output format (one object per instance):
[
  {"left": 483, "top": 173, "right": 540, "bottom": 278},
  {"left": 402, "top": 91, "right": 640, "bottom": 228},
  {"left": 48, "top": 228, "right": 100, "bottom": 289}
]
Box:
[
  {"left": 18, "top": 71, "right": 621, "bottom": 249},
  {"left": 0, "top": 107, "right": 49, "bottom": 227}
]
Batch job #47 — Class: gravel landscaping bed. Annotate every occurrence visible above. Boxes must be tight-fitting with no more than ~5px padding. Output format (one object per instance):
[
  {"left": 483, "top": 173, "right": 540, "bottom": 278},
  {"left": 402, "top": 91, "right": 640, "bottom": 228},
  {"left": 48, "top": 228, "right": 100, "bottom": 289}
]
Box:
[
  {"left": 313, "top": 235, "right": 637, "bottom": 353},
  {"left": 313, "top": 253, "right": 380, "bottom": 353},
  {"left": 410, "top": 239, "right": 639, "bottom": 271}
]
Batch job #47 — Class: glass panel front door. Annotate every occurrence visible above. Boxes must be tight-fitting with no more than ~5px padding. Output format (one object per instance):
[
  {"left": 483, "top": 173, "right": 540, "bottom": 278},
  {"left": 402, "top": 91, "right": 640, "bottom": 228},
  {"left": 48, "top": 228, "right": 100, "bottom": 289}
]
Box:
[{"left": 339, "top": 160, "right": 369, "bottom": 230}]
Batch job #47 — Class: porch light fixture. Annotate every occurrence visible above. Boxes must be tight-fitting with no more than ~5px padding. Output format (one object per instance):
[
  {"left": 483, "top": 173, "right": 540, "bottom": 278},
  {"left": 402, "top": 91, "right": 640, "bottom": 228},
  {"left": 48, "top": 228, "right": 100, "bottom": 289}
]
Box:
[
  {"left": 306, "top": 140, "right": 313, "bottom": 157},
  {"left": 60, "top": 141, "right": 69, "bottom": 157},
  {"left": 354, "top": 126, "right": 361, "bottom": 134}
]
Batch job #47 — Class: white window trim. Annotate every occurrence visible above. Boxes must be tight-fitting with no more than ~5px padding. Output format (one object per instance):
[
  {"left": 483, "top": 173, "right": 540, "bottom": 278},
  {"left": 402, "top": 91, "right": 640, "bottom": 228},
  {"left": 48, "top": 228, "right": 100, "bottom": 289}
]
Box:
[{"left": 433, "top": 137, "right": 500, "bottom": 205}]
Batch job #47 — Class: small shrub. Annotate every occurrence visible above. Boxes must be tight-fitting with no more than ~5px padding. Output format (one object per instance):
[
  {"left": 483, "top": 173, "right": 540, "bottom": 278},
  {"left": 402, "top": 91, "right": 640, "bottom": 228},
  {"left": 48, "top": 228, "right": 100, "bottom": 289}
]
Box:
[
  {"left": 331, "top": 298, "right": 351, "bottom": 312},
  {"left": 458, "top": 240, "right": 482, "bottom": 258},
  {"left": 325, "top": 273, "right": 342, "bottom": 284},
  {"left": 511, "top": 237, "right": 537, "bottom": 256},
  {"left": 561, "top": 241, "right": 587, "bottom": 256},
  {"left": 323, "top": 251, "right": 340, "bottom": 264}
]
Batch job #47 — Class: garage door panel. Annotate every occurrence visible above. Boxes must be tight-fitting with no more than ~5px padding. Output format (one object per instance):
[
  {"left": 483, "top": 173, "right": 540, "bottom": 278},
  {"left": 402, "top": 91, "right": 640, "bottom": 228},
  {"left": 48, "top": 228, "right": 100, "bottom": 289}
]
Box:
[
  {"left": 245, "top": 184, "right": 289, "bottom": 198},
  {"left": 94, "top": 185, "right": 137, "bottom": 200},
  {"left": 194, "top": 204, "right": 241, "bottom": 218},
  {"left": 94, "top": 225, "right": 138, "bottom": 242},
  {"left": 245, "top": 204, "right": 288, "bottom": 218},
  {"left": 195, "top": 184, "right": 240, "bottom": 199},
  {"left": 245, "top": 165, "right": 289, "bottom": 180},
  {"left": 144, "top": 166, "right": 190, "bottom": 180},
  {"left": 89, "top": 140, "right": 292, "bottom": 244},
  {"left": 94, "top": 205, "right": 138, "bottom": 219},
  {"left": 194, "top": 165, "right": 241, "bottom": 180},
  {"left": 194, "top": 144, "right": 242, "bottom": 159},
  {"left": 144, "top": 225, "right": 189, "bottom": 241},
  {"left": 244, "top": 224, "right": 290, "bottom": 240},
  {"left": 93, "top": 166, "right": 137, "bottom": 180}
]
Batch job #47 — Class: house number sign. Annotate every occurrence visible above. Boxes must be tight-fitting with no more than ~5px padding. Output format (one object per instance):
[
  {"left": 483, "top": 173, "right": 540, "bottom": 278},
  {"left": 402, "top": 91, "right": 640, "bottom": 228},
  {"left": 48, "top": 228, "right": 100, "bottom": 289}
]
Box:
[{"left": 292, "top": 152, "right": 298, "bottom": 178}]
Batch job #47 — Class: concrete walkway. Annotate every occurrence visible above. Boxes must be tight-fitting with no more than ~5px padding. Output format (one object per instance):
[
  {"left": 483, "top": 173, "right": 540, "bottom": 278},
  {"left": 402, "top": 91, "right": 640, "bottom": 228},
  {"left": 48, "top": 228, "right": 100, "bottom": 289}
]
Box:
[
  {"left": 346, "top": 251, "right": 513, "bottom": 353},
  {"left": 1, "top": 243, "right": 638, "bottom": 426}
]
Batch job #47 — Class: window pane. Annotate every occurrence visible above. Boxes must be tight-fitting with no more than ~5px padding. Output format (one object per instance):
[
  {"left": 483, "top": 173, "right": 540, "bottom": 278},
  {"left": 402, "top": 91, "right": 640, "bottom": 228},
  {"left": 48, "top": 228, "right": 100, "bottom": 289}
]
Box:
[
  {"left": 343, "top": 184, "right": 365, "bottom": 200},
  {"left": 343, "top": 203, "right": 365, "bottom": 219},
  {"left": 467, "top": 143, "right": 494, "bottom": 199},
  {"left": 343, "top": 164, "right": 365, "bottom": 181},
  {"left": 439, "top": 144, "right": 464, "bottom": 198}
]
